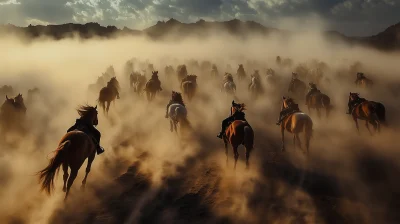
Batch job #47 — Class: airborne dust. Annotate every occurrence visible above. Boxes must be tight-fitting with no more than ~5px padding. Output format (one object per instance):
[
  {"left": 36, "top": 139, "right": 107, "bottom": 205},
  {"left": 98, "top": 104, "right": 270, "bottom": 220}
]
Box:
[{"left": 0, "top": 20, "right": 400, "bottom": 224}]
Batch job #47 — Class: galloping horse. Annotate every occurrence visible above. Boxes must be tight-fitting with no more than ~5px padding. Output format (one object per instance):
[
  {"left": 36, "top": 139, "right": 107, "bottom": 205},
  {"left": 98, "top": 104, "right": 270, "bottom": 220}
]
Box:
[
  {"left": 280, "top": 97, "right": 313, "bottom": 154},
  {"left": 181, "top": 75, "right": 197, "bottom": 101},
  {"left": 222, "top": 73, "right": 236, "bottom": 97},
  {"left": 167, "top": 92, "right": 191, "bottom": 133},
  {"left": 130, "top": 72, "right": 147, "bottom": 95},
  {"left": 164, "top": 65, "right": 175, "bottom": 80},
  {"left": 98, "top": 77, "right": 120, "bottom": 114},
  {"left": 177, "top": 65, "right": 188, "bottom": 82},
  {"left": 0, "top": 94, "right": 27, "bottom": 132},
  {"left": 211, "top": 65, "right": 219, "bottom": 78},
  {"left": 248, "top": 71, "right": 264, "bottom": 99},
  {"left": 236, "top": 64, "right": 246, "bottom": 81},
  {"left": 222, "top": 102, "right": 254, "bottom": 169},
  {"left": 307, "top": 92, "right": 333, "bottom": 118},
  {"left": 145, "top": 71, "right": 162, "bottom": 101},
  {"left": 37, "top": 105, "right": 99, "bottom": 201},
  {"left": 288, "top": 74, "right": 307, "bottom": 100},
  {"left": 348, "top": 92, "right": 385, "bottom": 135},
  {"left": 358, "top": 78, "right": 373, "bottom": 89}
]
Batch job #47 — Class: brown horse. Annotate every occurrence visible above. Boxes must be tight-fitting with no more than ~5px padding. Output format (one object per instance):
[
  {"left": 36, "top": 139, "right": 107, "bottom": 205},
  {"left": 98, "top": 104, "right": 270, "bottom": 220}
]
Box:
[
  {"left": 177, "top": 65, "right": 188, "bottom": 82},
  {"left": 0, "top": 94, "right": 27, "bottom": 132},
  {"left": 167, "top": 92, "right": 191, "bottom": 133},
  {"left": 222, "top": 102, "right": 254, "bottom": 169},
  {"left": 348, "top": 92, "right": 383, "bottom": 135},
  {"left": 145, "top": 71, "right": 162, "bottom": 101},
  {"left": 37, "top": 105, "right": 99, "bottom": 201},
  {"left": 98, "top": 77, "right": 120, "bottom": 114},
  {"left": 307, "top": 92, "right": 332, "bottom": 118},
  {"left": 280, "top": 97, "right": 313, "bottom": 154},
  {"left": 288, "top": 75, "right": 307, "bottom": 99},
  {"left": 180, "top": 74, "right": 197, "bottom": 101}
]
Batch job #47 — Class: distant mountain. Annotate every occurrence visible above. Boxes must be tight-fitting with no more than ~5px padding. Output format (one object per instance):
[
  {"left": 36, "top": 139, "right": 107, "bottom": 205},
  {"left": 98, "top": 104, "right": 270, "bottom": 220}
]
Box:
[{"left": 0, "top": 19, "right": 399, "bottom": 51}]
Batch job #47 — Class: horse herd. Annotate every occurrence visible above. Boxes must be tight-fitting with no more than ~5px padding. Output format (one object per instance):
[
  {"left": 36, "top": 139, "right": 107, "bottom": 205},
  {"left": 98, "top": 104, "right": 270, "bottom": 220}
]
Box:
[{"left": 0, "top": 56, "right": 388, "bottom": 202}]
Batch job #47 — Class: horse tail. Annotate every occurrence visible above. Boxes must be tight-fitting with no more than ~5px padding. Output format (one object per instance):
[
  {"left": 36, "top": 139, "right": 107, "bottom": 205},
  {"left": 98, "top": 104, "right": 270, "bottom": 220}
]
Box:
[
  {"left": 37, "top": 140, "right": 71, "bottom": 195},
  {"left": 304, "top": 118, "right": 313, "bottom": 152},
  {"left": 243, "top": 125, "right": 254, "bottom": 151}
]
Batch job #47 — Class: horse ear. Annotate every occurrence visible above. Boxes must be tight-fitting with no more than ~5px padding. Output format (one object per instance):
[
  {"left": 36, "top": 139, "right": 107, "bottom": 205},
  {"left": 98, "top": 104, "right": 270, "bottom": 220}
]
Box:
[
  {"left": 232, "top": 100, "right": 235, "bottom": 105},
  {"left": 6, "top": 95, "right": 8, "bottom": 100},
  {"left": 95, "top": 105, "right": 97, "bottom": 109},
  {"left": 282, "top": 96, "right": 286, "bottom": 100}
]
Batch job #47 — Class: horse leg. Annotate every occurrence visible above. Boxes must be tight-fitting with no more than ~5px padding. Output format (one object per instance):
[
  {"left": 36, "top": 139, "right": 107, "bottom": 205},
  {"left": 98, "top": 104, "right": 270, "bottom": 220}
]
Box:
[
  {"left": 233, "top": 145, "right": 239, "bottom": 170},
  {"left": 281, "top": 125, "right": 285, "bottom": 151},
  {"left": 169, "top": 120, "right": 173, "bottom": 132},
  {"left": 245, "top": 146, "right": 251, "bottom": 170},
  {"left": 106, "top": 101, "right": 110, "bottom": 114},
  {"left": 353, "top": 116, "right": 360, "bottom": 134},
  {"left": 62, "top": 162, "right": 68, "bottom": 192},
  {"left": 296, "top": 134, "right": 303, "bottom": 153},
  {"left": 65, "top": 170, "right": 78, "bottom": 201},
  {"left": 223, "top": 138, "right": 228, "bottom": 166},
  {"left": 81, "top": 152, "right": 95, "bottom": 191},
  {"left": 365, "top": 121, "right": 373, "bottom": 136},
  {"left": 293, "top": 134, "right": 296, "bottom": 151}
]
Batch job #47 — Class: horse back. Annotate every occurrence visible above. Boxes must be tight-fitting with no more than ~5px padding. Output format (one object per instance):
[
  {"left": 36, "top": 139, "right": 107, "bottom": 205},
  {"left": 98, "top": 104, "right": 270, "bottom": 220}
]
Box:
[
  {"left": 61, "top": 131, "right": 95, "bottom": 161},
  {"left": 226, "top": 120, "right": 253, "bottom": 145},
  {"left": 284, "top": 112, "right": 312, "bottom": 133}
]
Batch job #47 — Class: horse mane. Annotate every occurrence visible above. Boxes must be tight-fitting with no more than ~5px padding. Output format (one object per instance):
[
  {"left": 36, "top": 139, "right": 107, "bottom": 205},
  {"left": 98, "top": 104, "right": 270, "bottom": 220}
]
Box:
[
  {"left": 77, "top": 105, "right": 97, "bottom": 118},
  {"left": 172, "top": 92, "right": 185, "bottom": 107}
]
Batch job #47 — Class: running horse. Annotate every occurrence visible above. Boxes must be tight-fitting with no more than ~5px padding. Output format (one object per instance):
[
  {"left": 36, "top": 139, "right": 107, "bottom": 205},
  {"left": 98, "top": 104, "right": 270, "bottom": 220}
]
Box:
[
  {"left": 37, "top": 105, "right": 99, "bottom": 201},
  {"left": 222, "top": 73, "right": 237, "bottom": 97},
  {"left": 307, "top": 91, "right": 333, "bottom": 118},
  {"left": 288, "top": 73, "right": 307, "bottom": 100},
  {"left": 180, "top": 74, "right": 198, "bottom": 102},
  {"left": 280, "top": 97, "right": 313, "bottom": 154},
  {"left": 145, "top": 71, "right": 163, "bottom": 101},
  {"left": 167, "top": 91, "right": 191, "bottom": 133},
  {"left": 98, "top": 77, "right": 120, "bottom": 114},
  {"left": 0, "top": 94, "right": 27, "bottom": 132},
  {"left": 222, "top": 102, "right": 254, "bottom": 169},
  {"left": 348, "top": 92, "right": 385, "bottom": 135}
]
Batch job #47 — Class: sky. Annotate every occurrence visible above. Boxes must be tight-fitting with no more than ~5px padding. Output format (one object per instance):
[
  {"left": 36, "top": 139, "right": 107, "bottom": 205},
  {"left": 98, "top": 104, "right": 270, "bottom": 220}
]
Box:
[{"left": 0, "top": 0, "right": 399, "bottom": 36}]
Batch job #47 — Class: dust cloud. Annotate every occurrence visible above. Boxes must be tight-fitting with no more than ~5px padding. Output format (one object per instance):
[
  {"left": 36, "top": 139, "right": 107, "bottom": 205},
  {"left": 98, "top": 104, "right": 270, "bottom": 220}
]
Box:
[{"left": 0, "top": 22, "right": 400, "bottom": 224}]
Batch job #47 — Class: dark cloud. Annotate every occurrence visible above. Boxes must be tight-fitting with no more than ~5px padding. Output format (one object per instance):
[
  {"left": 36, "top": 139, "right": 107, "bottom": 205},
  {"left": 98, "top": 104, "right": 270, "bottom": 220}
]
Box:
[{"left": 0, "top": 0, "right": 399, "bottom": 35}]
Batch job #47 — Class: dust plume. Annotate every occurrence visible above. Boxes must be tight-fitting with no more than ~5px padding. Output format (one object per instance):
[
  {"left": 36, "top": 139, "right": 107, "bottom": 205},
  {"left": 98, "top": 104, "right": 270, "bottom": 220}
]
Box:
[{"left": 0, "top": 19, "right": 400, "bottom": 224}]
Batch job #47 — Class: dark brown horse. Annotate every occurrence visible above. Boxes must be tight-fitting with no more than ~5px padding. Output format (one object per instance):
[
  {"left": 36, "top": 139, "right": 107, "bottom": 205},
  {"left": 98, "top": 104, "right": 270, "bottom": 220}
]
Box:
[
  {"left": 37, "top": 105, "right": 99, "bottom": 201},
  {"left": 144, "top": 71, "right": 162, "bottom": 101},
  {"left": 280, "top": 97, "right": 313, "bottom": 154},
  {"left": 348, "top": 92, "right": 384, "bottom": 135},
  {"left": 288, "top": 74, "right": 307, "bottom": 99},
  {"left": 98, "top": 77, "right": 120, "bottom": 114},
  {"left": 307, "top": 92, "right": 332, "bottom": 118},
  {"left": 236, "top": 64, "right": 246, "bottom": 81},
  {"left": 222, "top": 102, "right": 254, "bottom": 169},
  {"left": 177, "top": 65, "right": 188, "bottom": 82},
  {"left": 0, "top": 94, "right": 27, "bottom": 132},
  {"left": 180, "top": 74, "right": 197, "bottom": 101}
]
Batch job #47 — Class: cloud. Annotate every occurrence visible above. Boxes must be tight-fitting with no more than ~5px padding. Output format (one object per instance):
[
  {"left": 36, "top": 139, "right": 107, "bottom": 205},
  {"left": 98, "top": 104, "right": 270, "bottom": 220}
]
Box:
[{"left": 0, "top": 0, "right": 399, "bottom": 35}]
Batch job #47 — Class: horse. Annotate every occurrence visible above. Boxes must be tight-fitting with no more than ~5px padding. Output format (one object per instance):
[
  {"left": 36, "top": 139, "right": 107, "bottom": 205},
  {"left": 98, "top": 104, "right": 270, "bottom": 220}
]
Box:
[
  {"left": 280, "top": 97, "right": 313, "bottom": 154},
  {"left": 265, "top": 68, "right": 279, "bottom": 85},
  {"left": 211, "top": 65, "right": 219, "bottom": 78},
  {"left": 348, "top": 93, "right": 384, "bottom": 135},
  {"left": 222, "top": 73, "right": 236, "bottom": 97},
  {"left": 177, "top": 65, "right": 188, "bottom": 82},
  {"left": 98, "top": 77, "right": 120, "bottom": 114},
  {"left": 167, "top": 99, "right": 190, "bottom": 133},
  {"left": 165, "top": 65, "right": 175, "bottom": 80},
  {"left": 288, "top": 76, "right": 307, "bottom": 100},
  {"left": 145, "top": 71, "right": 162, "bottom": 101},
  {"left": 181, "top": 75, "right": 197, "bottom": 102},
  {"left": 307, "top": 92, "right": 333, "bottom": 118},
  {"left": 222, "top": 102, "right": 254, "bottom": 169},
  {"left": 248, "top": 72, "right": 264, "bottom": 99},
  {"left": 236, "top": 64, "right": 246, "bottom": 81},
  {"left": 0, "top": 94, "right": 27, "bottom": 133},
  {"left": 37, "top": 105, "right": 99, "bottom": 201}
]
